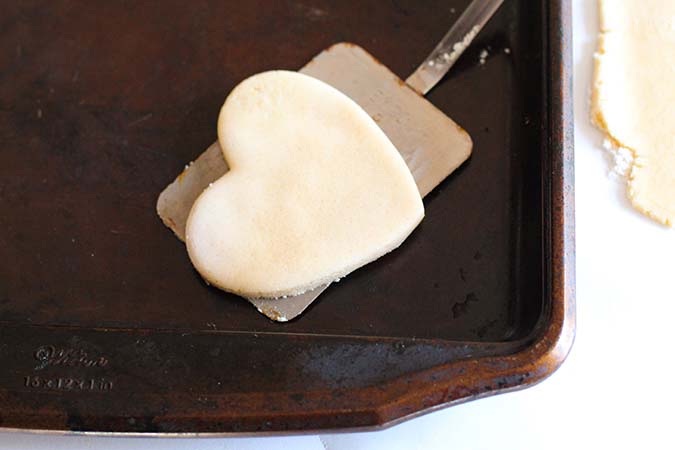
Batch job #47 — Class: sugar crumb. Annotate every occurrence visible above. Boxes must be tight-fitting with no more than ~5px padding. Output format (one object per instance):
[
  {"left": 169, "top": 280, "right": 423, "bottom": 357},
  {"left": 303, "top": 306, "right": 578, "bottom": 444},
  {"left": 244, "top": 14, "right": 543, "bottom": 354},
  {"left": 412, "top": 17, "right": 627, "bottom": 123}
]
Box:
[
  {"left": 602, "top": 138, "right": 634, "bottom": 179},
  {"left": 433, "top": 25, "right": 481, "bottom": 68},
  {"left": 479, "top": 49, "right": 489, "bottom": 65}
]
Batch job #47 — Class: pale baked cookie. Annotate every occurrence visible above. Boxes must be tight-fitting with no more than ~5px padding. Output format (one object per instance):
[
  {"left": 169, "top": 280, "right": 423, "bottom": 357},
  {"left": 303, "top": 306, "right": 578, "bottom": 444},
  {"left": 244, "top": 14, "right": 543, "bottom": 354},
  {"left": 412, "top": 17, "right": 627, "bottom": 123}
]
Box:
[
  {"left": 186, "top": 71, "right": 424, "bottom": 298},
  {"left": 592, "top": 0, "right": 675, "bottom": 226}
]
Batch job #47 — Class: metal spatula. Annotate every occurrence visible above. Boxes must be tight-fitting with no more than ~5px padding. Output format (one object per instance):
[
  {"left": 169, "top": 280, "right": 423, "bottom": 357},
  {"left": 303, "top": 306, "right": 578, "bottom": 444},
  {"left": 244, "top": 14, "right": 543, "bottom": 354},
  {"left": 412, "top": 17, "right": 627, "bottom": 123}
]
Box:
[{"left": 157, "top": 0, "right": 504, "bottom": 322}]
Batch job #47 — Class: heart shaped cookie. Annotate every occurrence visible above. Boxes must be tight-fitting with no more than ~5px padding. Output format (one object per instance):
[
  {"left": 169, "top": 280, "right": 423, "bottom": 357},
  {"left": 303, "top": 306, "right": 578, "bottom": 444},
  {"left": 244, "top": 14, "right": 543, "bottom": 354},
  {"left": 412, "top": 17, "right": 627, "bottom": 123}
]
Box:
[{"left": 185, "top": 71, "right": 424, "bottom": 298}]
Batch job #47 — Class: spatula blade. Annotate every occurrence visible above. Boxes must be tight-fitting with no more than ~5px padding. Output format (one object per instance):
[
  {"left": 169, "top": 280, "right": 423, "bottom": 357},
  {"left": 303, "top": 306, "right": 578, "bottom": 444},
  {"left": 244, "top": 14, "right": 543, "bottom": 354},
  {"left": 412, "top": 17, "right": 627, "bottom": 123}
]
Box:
[{"left": 156, "top": 43, "right": 472, "bottom": 322}]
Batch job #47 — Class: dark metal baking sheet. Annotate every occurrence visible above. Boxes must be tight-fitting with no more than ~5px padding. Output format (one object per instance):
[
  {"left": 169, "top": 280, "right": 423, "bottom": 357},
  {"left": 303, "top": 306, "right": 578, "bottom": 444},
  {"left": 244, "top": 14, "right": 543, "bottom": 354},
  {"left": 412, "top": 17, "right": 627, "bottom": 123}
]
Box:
[{"left": 0, "top": 0, "right": 574, "bottom": 433}]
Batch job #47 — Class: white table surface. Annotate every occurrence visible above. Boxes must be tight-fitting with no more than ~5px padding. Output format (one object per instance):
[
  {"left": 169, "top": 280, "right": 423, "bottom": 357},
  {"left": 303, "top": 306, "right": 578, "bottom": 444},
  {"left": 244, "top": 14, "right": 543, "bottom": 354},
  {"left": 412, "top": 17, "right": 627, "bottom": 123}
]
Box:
[{"left": 3, "top": 1, "right": 674, "bottom": 448}]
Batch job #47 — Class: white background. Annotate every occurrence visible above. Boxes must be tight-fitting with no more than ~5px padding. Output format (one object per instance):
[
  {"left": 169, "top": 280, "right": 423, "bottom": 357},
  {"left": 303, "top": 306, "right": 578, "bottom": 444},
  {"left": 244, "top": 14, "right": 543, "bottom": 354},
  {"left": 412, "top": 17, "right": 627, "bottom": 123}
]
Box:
[{"left": 3, "top": 1, "right": 675, "bottom": 448}]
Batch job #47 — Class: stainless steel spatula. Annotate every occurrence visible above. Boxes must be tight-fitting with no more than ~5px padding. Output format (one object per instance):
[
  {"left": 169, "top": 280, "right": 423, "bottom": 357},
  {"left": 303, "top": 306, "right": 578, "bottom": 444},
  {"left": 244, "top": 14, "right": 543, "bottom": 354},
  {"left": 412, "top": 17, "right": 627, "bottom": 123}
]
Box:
[{"left": 157, "top": 0, "right": 504, "bottom": 321}]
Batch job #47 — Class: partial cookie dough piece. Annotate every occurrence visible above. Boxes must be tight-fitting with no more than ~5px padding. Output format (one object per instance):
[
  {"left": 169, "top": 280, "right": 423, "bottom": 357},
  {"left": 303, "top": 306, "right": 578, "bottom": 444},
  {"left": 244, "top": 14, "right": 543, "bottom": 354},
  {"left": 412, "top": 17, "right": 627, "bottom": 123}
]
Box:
[
  {"left": 592, "top": 0, "right": 675, "bottom": 226},
  {"left": 186, "top": 71, "right": 424, "bottom": 298}
]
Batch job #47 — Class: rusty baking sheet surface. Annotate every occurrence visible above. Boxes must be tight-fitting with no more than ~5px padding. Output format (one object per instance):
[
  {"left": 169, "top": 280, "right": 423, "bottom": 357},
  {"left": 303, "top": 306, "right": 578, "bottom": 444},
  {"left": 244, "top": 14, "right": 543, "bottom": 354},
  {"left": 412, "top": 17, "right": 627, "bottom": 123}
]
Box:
[{"left": 0, "top": 0, "right": 574, "bottom": 434}]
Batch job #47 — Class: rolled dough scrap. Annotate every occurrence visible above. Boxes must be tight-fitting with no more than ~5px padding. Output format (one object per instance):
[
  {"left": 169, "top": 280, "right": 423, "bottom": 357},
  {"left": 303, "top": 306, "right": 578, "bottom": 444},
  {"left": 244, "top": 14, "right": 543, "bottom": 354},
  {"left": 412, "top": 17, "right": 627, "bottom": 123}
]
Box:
[
  {"left": 185, "top": 71, "right": 424, "bottom": 298},
  {"left": 592, "top": 0, "right": 675, "bottom": 226}
]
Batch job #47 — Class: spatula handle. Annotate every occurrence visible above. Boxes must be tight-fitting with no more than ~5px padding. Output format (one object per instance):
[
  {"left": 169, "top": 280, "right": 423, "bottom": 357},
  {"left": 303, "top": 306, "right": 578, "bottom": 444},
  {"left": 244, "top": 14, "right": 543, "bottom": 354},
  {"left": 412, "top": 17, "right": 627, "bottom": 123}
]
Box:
[{"left": 405, "top": 0, "right": 504, "bottom": 95}]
